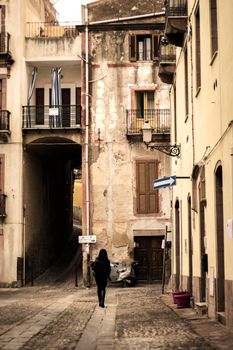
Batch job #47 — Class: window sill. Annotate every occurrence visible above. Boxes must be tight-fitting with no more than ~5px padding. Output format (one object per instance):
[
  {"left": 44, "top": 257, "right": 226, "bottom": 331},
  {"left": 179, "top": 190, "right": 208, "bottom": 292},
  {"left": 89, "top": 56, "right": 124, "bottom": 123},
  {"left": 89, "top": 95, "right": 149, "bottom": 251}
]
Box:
[
  {"left": 195, "top": 86, "right": 201, "bottom": 98},
  {"left": 210, "top": 51, "right": 218, "bottom": 66}
]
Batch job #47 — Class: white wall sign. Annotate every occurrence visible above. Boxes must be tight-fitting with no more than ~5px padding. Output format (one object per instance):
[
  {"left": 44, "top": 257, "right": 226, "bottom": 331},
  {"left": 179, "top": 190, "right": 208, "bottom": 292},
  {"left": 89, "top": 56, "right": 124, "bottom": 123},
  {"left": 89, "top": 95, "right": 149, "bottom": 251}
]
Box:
[{"left": 78, "top": 235, "right": 96, "bottom": 244}]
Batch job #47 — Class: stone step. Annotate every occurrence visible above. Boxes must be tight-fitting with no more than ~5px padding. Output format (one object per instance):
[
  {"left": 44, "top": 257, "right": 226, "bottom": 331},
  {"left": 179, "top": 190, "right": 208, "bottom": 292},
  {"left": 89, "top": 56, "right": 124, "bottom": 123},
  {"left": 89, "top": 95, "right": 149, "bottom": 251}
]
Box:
[{"left": 195, "top": 302, "right": 208, "bottom": 316}]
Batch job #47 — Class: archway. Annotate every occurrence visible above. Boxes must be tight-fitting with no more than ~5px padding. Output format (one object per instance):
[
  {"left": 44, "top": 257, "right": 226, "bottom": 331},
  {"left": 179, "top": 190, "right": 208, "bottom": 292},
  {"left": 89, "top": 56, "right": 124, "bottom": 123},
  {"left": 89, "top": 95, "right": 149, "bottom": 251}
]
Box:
[{"left": 23, "top": 136, "right": 82, "bottom": 282}]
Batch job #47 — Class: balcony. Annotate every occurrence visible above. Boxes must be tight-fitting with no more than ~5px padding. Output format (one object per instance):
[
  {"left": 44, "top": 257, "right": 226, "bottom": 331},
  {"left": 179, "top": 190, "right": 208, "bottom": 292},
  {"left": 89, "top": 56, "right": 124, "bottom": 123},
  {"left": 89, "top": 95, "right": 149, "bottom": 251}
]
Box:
[
  {"left": 159, "top": 42, "right": 176, "bottom": 84},
  {"left": 0, "top": 194, "right": 7, "bottom": 218},
  {"left": 22, "top": 105, "right": 82, "bottom": 130},
  {"left": 0, "top": 110, "right": 11, "bottom": 142},
  {"left": 165, "top": 0, "right": 188, "bottom": 47},
  {"left": 26, "top": 22, "right": 78, "bottom": 38},
  {"left": 0, "top": 32, "right": 14, "bottom": 66},
  {"left": 126, "top": 109, "right": 170, "bottom": 142}
]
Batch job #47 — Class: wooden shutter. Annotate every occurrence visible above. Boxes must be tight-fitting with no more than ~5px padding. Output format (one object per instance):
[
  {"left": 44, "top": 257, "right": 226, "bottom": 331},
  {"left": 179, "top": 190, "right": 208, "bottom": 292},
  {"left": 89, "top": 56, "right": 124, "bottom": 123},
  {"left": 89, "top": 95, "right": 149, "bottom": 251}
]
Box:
[
  {"left": 210, "top": 0, "right": 218, "bottom": 56},
  {"left": 36, "top": 88, "right": 44, "bottom": 125},
  {"left": 136, "top": 160, "right": 159, "bottom": 214},
  {"left": 148, "top": 161, "right": 158, "bottom": 213},
  {"left": 76, "top": 87, "right": 81, "bottom": 124},
  {"left": 129, "top": 34, "right": 136, "bottom": 61},
  {"left": 0, "top": 155, "right": 4, "bottom": 193},
  {"left": 152, "top": 34, "right": 159, "bottom": 60},
  {"left": 195, "top": 8, "right": 201, "bottom": 89}
]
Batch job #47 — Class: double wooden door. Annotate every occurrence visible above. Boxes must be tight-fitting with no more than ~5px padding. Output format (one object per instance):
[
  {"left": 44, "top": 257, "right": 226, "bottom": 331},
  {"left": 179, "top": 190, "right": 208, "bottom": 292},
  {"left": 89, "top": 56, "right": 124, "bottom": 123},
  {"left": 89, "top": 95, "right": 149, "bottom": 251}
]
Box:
[{"left": 134, "top": 236, "right": 163, "bottom": 283}]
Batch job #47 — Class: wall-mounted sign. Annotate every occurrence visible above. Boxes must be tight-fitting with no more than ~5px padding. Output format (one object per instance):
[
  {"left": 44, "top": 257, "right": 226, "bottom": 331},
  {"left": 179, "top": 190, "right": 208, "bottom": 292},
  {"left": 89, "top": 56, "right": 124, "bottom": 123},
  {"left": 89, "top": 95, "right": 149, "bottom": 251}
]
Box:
[
  {"left": 78, "top": 235, "right": 96, "bottom": 244},
  {"left": 49, "top": 107, "right": 59, "bottom": 116},
  {"left": 153, "top": 176, "right": 176, "bottom": 189}
]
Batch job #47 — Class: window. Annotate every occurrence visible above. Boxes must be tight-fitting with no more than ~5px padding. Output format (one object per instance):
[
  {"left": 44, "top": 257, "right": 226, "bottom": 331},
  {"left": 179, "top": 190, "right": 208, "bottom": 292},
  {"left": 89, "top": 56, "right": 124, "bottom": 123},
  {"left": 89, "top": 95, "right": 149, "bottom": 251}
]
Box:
[
  {"left": 195, "top": 7, "right": 201, "bottom": 91},
  {"left": 135, "top": 90, "right": 155, "bottom": 118},
  {"left": 129, "top": 34, "right": 159, "bottom": 61},
  {"left": 0, "top": 155, "right": 4, "bottom": 194},
  {"left": 210, "top": 0, "right": 218, "bottom": 58},
  {"left": 184, "top": 48, "right": 189, "bottom": 117},
  {"left": 136, "top": 160, "right": 159, "bottom": 214}
]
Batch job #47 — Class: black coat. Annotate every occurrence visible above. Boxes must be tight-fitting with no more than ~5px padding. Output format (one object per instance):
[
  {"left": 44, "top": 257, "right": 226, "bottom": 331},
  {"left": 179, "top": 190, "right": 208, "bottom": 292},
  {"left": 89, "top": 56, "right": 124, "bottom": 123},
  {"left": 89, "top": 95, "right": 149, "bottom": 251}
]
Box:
[{"left": 92, "top": 258, "right": 111, "bottom": 286}]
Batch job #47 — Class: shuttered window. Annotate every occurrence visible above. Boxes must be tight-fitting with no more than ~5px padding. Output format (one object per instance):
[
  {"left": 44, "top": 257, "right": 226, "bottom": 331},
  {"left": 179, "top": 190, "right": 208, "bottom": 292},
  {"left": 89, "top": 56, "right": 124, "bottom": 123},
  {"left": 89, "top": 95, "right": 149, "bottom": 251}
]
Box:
[
  {"left": 76, "top": 87, "right": 81, "bottom": 124},
  {"left": 210, "top": 0, "right": 218, "bottom": 57},
  {"left": 195, "top": 7, "right": 201, "bottom": 90},
  {"left": 136, "top": 160, "right": 159, "bottom": 214},
  {"left": 0, "top": 155, "right": 4, "bottom": 194},
  {"left": 129, "top": 34, "right": 159, "bottom": 62}
]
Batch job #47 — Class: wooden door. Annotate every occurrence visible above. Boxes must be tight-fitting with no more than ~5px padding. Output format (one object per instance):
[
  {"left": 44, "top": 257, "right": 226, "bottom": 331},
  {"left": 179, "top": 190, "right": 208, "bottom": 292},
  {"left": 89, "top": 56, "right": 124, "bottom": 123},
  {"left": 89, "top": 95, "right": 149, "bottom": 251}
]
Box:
[{"left": 134, "top": 236, "right": 163, "bottom": 283}]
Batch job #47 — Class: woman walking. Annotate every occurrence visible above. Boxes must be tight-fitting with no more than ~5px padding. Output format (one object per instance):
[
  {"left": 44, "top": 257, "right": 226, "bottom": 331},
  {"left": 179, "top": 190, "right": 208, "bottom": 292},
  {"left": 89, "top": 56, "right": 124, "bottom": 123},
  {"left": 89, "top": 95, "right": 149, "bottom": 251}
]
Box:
[{"left": 91, "top": 249, "right": 111, "bottom": 308}]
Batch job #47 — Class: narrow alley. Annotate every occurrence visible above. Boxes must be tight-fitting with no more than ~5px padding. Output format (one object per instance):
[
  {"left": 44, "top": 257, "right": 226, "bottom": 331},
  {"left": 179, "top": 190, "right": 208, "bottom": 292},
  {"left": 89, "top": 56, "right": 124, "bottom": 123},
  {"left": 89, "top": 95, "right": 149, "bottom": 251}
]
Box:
[{"left": 1, "top": 282, "right": 233, "bottom": 350}]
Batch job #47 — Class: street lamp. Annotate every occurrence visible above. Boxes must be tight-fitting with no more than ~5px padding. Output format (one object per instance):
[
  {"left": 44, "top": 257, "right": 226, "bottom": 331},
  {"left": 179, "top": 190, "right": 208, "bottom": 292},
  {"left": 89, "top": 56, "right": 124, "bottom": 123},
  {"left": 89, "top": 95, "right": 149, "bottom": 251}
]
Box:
[{"left": 142, "top": 121, "right": 180, "bottom": 157}]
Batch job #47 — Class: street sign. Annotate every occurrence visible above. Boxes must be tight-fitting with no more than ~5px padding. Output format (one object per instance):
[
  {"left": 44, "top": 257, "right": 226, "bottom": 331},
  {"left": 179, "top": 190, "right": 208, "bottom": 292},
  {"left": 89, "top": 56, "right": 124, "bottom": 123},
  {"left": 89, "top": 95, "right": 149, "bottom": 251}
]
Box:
[
  {"left": 78, "top": 235, "right": 96, "bottom": 244},
  {"left": 153, "top": 175, "right": 176, "bottom": 189}
]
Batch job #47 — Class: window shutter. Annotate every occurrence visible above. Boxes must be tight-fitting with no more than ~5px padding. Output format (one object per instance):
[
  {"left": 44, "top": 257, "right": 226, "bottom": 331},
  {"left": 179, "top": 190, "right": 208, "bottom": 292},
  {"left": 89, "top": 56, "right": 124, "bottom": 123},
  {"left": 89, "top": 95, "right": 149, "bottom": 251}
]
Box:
[
  {"left": 76, "top": 87, "right": 81, "bottom": 124},
  {"left": 136, "top": 161, "right": 147, "bottom": 213},
  {"left": 0, "top": 155, "right": 4, "bottom": 193},
  {"left": 136, "top": 160, "right": 159, "bottom": 214},
  {"left": 129, "top": 34, "right": 136, "bottom": 61},
  {"left": 148, "top": 161, "right": 159, "bottom": 213},
  {"left": 152, "top": 34, "right": 159, "bottom": 60}
]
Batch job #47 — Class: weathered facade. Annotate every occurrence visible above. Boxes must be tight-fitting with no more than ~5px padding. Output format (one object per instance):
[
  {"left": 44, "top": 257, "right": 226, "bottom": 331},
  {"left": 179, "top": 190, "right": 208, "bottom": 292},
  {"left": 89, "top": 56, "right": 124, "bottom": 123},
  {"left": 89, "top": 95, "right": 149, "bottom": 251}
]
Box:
[
  {"left": 0, "top": 0, "right": 82, "bottom": 286},
  {"left": 165, "top": 0, "right": 233, "bottom": 328},
  {"left": 81, "top": 0, "right": 173, "bottom": 284}
]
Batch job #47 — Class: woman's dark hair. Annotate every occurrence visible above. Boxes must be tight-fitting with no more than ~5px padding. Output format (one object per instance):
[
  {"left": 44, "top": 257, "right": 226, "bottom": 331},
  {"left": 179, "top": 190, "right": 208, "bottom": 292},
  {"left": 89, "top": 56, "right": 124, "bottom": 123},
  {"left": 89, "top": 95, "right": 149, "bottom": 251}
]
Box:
[{"left": 98, "top": 249, "right": 108, "bottom": 261}]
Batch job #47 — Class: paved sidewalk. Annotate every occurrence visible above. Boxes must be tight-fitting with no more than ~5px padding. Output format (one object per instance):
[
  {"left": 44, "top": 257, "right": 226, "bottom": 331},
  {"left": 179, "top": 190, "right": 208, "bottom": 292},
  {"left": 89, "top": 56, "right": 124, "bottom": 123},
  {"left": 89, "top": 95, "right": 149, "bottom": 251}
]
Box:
[
  {"left": 161, "top": 293, "right": 233, "bottom": 350},
  {"left": 0, "top": 285, "right": 233, "bottom": 349}
]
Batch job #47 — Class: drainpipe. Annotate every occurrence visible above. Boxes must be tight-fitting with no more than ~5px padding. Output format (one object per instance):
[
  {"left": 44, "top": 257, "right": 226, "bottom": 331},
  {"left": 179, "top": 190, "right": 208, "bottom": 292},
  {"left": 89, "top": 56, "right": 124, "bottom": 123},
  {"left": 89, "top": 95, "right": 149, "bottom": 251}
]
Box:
[{"left": 84, "top": 5, "right": 90, "bottom": 288}]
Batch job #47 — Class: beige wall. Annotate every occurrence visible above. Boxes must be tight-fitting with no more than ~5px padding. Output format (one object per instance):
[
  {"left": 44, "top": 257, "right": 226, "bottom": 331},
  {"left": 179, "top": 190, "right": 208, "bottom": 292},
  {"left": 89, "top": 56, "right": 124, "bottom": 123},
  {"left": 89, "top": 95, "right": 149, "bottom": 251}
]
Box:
[{"left": 170, "top": 0, "right": 233, "bottom": 326}]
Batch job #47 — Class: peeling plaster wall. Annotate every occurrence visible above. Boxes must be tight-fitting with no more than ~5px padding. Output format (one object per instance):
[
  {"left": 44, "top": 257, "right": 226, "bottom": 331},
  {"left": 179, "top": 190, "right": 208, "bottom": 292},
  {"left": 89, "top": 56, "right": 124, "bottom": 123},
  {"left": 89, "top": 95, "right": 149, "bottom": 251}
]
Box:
[{"left": 87, "top": 0, "right": 171, "bottom": 264}]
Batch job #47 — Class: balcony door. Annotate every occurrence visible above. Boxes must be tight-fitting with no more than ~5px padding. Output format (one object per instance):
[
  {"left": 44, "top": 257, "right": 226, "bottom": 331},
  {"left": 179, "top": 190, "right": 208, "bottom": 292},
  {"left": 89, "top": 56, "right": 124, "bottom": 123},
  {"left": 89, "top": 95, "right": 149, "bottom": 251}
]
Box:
[
  {"left": 36, "top": 88, "right": 44, "bottom": 125},
  {"left": 62, "top": 88, "right": 70, "bottom": 127}
]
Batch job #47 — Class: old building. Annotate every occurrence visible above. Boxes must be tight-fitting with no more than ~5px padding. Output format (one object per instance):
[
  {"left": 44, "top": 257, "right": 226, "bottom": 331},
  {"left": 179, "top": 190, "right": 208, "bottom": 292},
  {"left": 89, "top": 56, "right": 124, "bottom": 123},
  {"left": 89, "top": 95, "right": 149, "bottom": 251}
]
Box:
[
  {"left": 0, "top": 0, "right": 82, "bottom": 286},
  {"left": 80, "top": 0, "right": 174, "bottom": 285},
  {"left": 165, "top": 0, "right": 233, "bottom": 327}
]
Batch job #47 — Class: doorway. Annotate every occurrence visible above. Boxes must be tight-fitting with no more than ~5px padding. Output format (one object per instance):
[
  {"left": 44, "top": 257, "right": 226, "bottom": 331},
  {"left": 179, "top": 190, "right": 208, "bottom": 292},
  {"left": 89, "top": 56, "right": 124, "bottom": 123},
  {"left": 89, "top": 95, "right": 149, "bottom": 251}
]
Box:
[
  {"left": 175, "top": 200, "right": 180, "bottom": 290},
  {"left": 134, "top": 236, "right": 163, "bottom": 283},
  {"left": 215, "top": 165, "right": 225, "bottom": 312},
  {"left": 188, "top": 195, "right": 193, "bottom": 295}
]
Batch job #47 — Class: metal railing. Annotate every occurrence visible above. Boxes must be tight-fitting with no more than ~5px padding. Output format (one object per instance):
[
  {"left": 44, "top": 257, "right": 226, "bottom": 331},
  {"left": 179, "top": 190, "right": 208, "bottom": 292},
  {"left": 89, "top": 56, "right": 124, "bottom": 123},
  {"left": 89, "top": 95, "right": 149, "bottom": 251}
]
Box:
[
  {"left": 159, "top": 44, "right": 176, "bottom": 62},
  {"left": 0, "top": 194, "right": 6, "bottom": 217},
  {"left": 0, "top": 33, "right": 10, "bottom": 53},
  {"left": 22, "top": 105, "right": 82, "bottom": 129},
  {"left": 165, "top": 0, "right": 187, "bottom": 17},
  {"left": 126, "top": 109, "right": 170, "bottom": 134},
  {"left": 0, "top": 110, "right": 10, "bottom": 131},
  {"left": 26, "top": 22, "right": 79, "bottom": 38}
]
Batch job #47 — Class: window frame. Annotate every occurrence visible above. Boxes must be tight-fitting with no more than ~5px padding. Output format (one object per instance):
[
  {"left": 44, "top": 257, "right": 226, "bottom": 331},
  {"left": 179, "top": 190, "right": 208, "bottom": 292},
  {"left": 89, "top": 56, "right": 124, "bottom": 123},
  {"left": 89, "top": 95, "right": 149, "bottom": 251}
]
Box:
[
  {"left": 209, "top": 0, "right": 218, "bottom": 60},
  {"left": 195, "top": 6, "right": 201, "bottom": 92},
  {"left": 129, "top": 33, "right": 159, "bottom": 62}
]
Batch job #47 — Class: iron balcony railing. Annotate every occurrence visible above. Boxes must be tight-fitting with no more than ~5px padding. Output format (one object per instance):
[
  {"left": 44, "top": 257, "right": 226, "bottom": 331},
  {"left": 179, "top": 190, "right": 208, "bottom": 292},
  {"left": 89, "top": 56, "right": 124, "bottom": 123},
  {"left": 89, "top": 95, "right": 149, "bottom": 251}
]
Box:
[
  {"left": 126, "top": 109, "right": 170, "bottom": 135},
  {"left": 22, "top": 105, "right": 82, "bottom": 129},
  {"left": 26, "top": 22, "right": 79, "bottom": 38},
  {"left": 0, "top": 194, "right": 7, "bottom": 217},
  {"left": 165, "top": 0, "right": 187, "bottom": 17},
  {"left": 159, "top": 44, "right": 176, "bottom": 63},
  {"left": 0, "top": 33, "right": 10, "bottom": 53},
  {"left": 0, "top": 110, "right": 10, "bottom": 131}
]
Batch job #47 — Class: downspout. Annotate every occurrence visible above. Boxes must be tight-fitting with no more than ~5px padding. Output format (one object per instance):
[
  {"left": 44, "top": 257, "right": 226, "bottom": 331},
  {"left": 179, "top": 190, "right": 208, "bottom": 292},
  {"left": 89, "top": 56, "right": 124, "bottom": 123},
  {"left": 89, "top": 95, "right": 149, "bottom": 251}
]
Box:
[{"left": 84, "top": 5, "right": 91, "bottom": 287}]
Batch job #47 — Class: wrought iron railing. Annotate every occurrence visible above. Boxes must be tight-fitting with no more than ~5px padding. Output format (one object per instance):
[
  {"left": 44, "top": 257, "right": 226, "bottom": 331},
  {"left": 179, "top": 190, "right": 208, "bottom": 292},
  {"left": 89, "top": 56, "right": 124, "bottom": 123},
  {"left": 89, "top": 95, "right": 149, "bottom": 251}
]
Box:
[
  {"left": 26, "top": 22, "right": 79, "bottom": 38},
  {"left": 0, "top": 33, "right": 10, "bottom": 53},
  {"left": 22, "top": 105, "right": 82, "bottom": 129},
  {"left": 159, "top": 44, "right": 176, "bottom": 62},
  {"left": 0, "top": 194, "right": 6, "bottom": 217},
  {"left": 165, "top": 0, "right": 187, "bottom": 17},
  {"left": 0, "top": 110, "right": 10, "bottom": 131},
  {"left": 126, "top": 109, "right": 170, "bottom": 134}
]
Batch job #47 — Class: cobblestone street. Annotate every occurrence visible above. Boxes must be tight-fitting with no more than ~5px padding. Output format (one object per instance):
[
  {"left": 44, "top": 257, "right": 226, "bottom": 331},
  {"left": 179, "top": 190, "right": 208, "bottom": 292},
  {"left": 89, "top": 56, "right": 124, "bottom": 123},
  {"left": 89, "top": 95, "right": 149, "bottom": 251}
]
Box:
[{"left": 1, "top": 283, "right": 233, "bottom": 350}]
